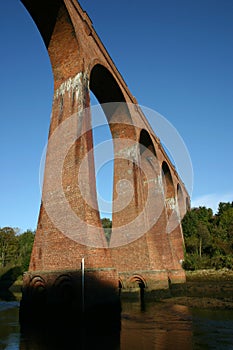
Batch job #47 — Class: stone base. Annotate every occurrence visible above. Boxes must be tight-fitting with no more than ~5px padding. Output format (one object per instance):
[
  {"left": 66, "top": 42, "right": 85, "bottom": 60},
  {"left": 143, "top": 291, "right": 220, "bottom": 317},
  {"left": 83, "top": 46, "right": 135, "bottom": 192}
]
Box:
[
  {"left": 119, "top": 268, "right": 186, "bottom": 292},
  {"left": 19, "top": 268, "right": 121, "bottom": 329}
]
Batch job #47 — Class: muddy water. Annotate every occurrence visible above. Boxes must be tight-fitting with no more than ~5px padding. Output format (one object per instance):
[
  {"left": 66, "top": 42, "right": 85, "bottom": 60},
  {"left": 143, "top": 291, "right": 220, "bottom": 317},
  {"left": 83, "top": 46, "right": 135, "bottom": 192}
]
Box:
[
  {"left": 0, "top": 298, "right": 233, "bottom": 349},
  {"left": 121, "top": 301, "right": 233, "bottom": 349}
]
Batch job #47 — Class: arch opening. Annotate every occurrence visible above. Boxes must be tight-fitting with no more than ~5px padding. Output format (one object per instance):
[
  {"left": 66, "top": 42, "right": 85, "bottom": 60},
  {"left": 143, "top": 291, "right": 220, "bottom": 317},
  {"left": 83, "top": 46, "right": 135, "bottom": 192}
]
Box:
[
  {"left": 139, "top": 129, "right": 157, "bottom": 157},
  {"left": 162, "top": 162, "right": 175, "bottom": 199},
  {"left": 91, "top": 91, "right": 114, "bottom": 226},
  {"left": 138, "top": 129, "right": 159, "bottom": 222},
  {"left": 118, "top": 279, "right": 123, "bottom": 296},
  {"left": 90, "top": 64, "right": 126, "bottom": 104},
  {"left": 162, "top": 162, "right": 175, "bottom": 218},
  {"left": 186, "top": 197, "right": 191, "bottom": 211},
  {"left": 130, "top": 275, "right": 146, "bottom": 304},
  {"left": 21, "top": 0, "right": 62, "bottom": 47},
  {"left": 90, "top": 64, "right": 131, "bottom": 124},
  {"left": 90, "top": 64, "right": 130, "bottom": 239},
  {"left": 177, "top": 184, "right": 185, "bottom": 220}
]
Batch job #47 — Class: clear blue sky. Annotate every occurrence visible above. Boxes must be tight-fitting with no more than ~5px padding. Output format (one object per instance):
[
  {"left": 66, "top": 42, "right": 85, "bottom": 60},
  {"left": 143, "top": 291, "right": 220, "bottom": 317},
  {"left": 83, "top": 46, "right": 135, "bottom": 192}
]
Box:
[{"left": 0, "top": 0, "right": 232, "bottom": 231}]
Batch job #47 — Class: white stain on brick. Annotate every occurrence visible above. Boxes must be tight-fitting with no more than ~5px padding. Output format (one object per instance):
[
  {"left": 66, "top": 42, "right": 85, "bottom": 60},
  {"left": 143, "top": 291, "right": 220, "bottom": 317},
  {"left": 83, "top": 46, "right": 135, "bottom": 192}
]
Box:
[
  {"left": 155, "top": 174, "right": 164, "bottom": 194},
  {"left": 54, "top": 72, "right": 88, "bottom": 101},
  {"left": 115, "top": 144, "right": 138, "bottom": 161},
  {"left": 143, "top": 178, "right": 156, "bottom": 185},
  {"left": 166, "top": 197, "right": 176, "bottom": 210},
  {"left": 157, "top": 174, "right": 163, "bottom": 188}
]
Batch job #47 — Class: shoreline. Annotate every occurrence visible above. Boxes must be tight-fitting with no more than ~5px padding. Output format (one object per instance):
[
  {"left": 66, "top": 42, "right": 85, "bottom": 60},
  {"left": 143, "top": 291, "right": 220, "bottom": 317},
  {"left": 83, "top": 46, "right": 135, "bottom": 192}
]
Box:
[
  {"left": 165, "top": 268, "right": 233, "bottom": 309},
  {"left": 186, "top": 268, "right": 233, "bottom": 281},
  {"left": 2, "top": 269, "right": 233, "bottom": 309}
]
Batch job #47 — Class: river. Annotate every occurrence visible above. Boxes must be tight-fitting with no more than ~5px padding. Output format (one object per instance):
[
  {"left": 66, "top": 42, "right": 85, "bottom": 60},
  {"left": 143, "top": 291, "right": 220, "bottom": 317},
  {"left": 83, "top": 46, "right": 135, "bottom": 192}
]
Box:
[{"left": 1, "top": 296, "right": 233, "bottom": 349}]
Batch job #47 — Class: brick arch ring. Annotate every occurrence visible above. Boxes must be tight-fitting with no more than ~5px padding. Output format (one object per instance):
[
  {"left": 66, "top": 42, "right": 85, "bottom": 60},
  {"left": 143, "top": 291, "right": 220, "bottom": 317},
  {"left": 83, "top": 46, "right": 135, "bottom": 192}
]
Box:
[{"left": 129, "top": 274, "right": 147, "bottom": 288}]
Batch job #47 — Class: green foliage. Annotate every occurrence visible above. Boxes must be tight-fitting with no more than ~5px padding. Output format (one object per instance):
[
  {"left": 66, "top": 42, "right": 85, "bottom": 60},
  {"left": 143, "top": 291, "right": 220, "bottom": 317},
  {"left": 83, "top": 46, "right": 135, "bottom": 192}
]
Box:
[
  {"left": 101, "top": 218, "right": 112, "bottom": 243},
  {"left": 1, "top": 202, "right": 232, "bottom": 276},
  {"left": 182, "top": 202, "right": 233, "bottom": 270},
  {"left": 0, "top": 227, "right": 18, "bottom": 267},
  {"left": 0, "top": 227, "right": 34, "bottom": 272},
  {"left": 182, "top": 254, "right": 211, "bottom": 270},
  {"left": 182, "top": 207, "right": 213, "bottom": 257},
  {"left": 101, "top": 218, "right": 112, "bottom": 229},
  {"left": 17, "top": 230, "right": 35, "bottom": 271}
]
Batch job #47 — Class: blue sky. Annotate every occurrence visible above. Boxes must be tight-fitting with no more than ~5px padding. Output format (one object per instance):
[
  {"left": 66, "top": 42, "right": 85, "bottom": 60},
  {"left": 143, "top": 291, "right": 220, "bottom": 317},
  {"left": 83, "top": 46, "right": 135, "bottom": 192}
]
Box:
[{"left": 0, "top": 0, "right": 233, "bottom": 231}]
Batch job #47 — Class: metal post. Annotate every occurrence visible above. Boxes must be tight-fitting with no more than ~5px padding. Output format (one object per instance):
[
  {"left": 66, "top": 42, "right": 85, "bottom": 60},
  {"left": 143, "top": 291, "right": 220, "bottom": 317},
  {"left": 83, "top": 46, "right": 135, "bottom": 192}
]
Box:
[{"left": 81, "top": 257, "right": 85, "bottom": 313}]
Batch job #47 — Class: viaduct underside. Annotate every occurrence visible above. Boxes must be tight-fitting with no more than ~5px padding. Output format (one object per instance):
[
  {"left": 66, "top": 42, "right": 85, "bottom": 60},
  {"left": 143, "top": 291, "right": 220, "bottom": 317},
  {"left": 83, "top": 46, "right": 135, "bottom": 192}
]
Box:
[{"left": 19, "top": 0, "right": 190, "bottom": 324}]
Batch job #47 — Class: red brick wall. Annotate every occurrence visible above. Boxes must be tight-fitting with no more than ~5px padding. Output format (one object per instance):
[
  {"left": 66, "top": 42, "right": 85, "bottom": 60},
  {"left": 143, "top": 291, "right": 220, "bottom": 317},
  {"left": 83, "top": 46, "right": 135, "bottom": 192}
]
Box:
[{"left": 22, "top": 0, "right": 190, "bottom": 292}]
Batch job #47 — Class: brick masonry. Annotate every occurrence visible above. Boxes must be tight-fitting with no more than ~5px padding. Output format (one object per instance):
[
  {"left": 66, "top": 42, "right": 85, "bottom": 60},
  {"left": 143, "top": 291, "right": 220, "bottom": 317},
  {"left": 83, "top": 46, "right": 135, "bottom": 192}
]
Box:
[{"left": 20, "top": 0, "right": 190, "bottom": 304}]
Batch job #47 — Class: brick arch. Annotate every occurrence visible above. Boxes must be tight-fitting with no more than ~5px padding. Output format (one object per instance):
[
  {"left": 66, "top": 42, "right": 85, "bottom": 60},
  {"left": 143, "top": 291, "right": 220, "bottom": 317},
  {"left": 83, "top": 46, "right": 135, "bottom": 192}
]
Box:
[
  {"left": 162, "top": 161, "right": 175, "bottom": 218},
  {"left": 20, "top": 1, "right": 62, "bottom": 48},
  {"left": 53, "top": 274, "right": 73, "bottom": 287},
  {"left": 139, "top": 129, "right": 157, "bottom": 157},
  {"left": 29, "top": 275, "right": 46, "bottom": 299},
  {"left": 138, "top": 129, "right": 160, "bottom": 218},
  {"left": 53, "top": 274, "right": 75, "bottom": 303},
  {"left": 29, "top": 275, "right": 46, "bottom": 288},
  {"left": 177, "top": 183, "right": 186, "bottom": 220},
  {"left": 186, "top": 196, "right": 191, "bottom": 211},
  {"left": 138, "top": 129, "right": 158, "bottom": 183},
  {"left": 118, "top": 277, "right": 124, "bottom": 289},
  {"left": 89, "top": 63, "right": 133, "bottom": 127},
  {"left": 162, "top": 162, "right": 175, "bottom": 198},
  {"left": 90, "top": 64, "right": 126, "bottom": 104},
  {"left": 20, "top": 1, "right": 188, "bottom": 311},
  {"left": 129, "top": 274, "right": 147, "bottom": 288}
]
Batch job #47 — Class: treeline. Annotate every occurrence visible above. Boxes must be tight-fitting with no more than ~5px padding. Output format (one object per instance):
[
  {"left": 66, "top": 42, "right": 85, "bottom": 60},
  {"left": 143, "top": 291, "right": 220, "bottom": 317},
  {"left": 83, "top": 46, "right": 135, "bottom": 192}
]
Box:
[
  {"left": 0, "top": 218, "right": 112, "bottom": 274},
  {"left": 182, "top": 202, "right": 233, "bottom": 270},
  {"left": 101, "top": 217, "right": 112, "bottom": 243},
  {"left": 1, "top": 201, "right": 232, "bottom": 274},
  {"left": 0, "top": 227, "right": 34, "bottom": 272}
]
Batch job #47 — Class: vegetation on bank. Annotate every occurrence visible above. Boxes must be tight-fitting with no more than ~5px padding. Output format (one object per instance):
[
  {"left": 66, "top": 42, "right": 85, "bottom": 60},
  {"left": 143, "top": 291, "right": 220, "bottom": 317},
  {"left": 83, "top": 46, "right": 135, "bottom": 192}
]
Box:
[
  {"left": 182, "top": 202, "right": 233, "bottom": 270},
  {"left": 0, "top": 228, "right": 34, "bottom": 287},
  {"left": 0, "top": 227, "right": 34, "bottom": 271},
  {"left": 0, "top": 201, "right": 232, "bottom": 288}
]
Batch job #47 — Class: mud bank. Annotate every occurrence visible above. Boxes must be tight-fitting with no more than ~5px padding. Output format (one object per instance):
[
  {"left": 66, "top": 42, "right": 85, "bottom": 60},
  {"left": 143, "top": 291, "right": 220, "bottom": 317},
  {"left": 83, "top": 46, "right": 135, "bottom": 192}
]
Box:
[{"left": 165, "top": 269, "right": 233, "bottom": 309}]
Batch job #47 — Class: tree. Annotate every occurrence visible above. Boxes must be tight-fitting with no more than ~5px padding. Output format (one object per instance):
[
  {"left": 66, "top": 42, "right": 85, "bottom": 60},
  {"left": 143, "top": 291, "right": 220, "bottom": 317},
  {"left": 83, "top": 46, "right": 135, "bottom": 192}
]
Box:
[
  {"left": 212, "top": 202, "right": 233, "bottom": 256},
  {"left": 0, "top": 227, "right": 18, "bottom": 267},
  {"left": 18, "top": 230, "right": 35, "bottom": 271},
  {"left": 182, "top": 202, "right": 233, "bottom": 270},
  {"left": 101, "top": 218, "right": 112, "bottom": 243},
  {"left": 216, "top": 202, "right": 233, "bottom": 217},
  {"left": 196, "top": 222, "right": 212, "bottom": 257},
  {"left": 182, "top": 207, "right": 213, "bottom": 257}
]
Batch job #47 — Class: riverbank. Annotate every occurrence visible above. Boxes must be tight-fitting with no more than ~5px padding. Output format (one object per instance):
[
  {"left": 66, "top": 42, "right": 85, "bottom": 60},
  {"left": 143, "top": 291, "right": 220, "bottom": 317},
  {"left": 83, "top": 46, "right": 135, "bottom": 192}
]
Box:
[
  {"left": 3, "top": 268, "right": 233, "bottom": 309},
  {"left": 186, "top": 268, "right": 233, "bottom": 282},
  {"left": 165, "top": 268, "right": 233, "bottom": 309}
]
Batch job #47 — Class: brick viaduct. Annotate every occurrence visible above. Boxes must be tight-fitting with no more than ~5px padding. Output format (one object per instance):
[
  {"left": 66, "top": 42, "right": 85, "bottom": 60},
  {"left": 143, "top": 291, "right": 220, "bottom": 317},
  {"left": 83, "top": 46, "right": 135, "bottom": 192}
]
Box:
[{"left": 20, "top": 0, "right": 190, "bottom": 319}]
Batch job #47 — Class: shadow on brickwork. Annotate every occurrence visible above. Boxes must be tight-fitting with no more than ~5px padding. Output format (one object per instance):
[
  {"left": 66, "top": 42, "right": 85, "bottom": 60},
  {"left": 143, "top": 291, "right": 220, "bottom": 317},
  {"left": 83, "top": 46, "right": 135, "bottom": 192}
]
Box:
[
  {"left": 20, "top": 318, "right": 120, "bottom": 350},
  {"left": 19, "top": 269, "right": 121, "bottom": 349}
]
